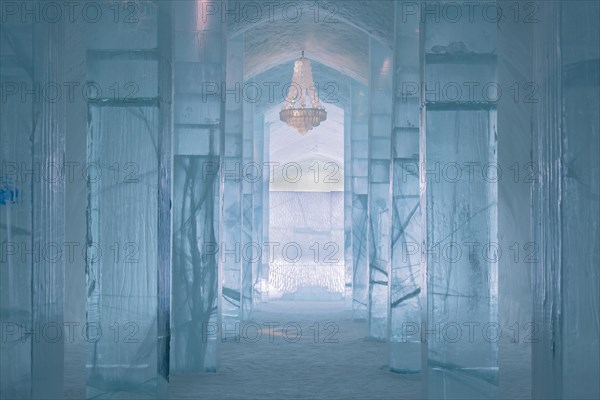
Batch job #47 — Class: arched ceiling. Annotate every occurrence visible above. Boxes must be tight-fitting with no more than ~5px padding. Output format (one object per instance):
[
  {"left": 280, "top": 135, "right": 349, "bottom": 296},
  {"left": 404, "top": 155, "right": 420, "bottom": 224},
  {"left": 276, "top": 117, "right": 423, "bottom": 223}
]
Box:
[
  {"left": 229, "top": 0, "right": 395, "bottom": 83},
  {"left": 228, "top": 0, "right": 394, "bottom": 47},
  {"left": 230, "top": 1, "right": 394, "bottom": 190},
  {"left": 244, "top": 17, "right": 369, "bottom": 83}
]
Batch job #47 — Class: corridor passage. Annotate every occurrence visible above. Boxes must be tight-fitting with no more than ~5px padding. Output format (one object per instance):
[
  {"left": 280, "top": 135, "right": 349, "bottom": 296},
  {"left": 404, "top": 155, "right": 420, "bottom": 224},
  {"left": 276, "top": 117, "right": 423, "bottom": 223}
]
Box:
[{"left": 169, "top": 302, "right": 420, "bottom": 399}]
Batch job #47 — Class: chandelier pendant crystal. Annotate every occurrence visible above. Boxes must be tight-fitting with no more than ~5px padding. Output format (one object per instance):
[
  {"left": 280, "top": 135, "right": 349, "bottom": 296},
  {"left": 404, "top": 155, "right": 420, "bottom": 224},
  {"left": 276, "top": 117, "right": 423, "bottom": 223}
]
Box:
[{"left": 279, "top": 51, "right": 327, "bottom": 135}]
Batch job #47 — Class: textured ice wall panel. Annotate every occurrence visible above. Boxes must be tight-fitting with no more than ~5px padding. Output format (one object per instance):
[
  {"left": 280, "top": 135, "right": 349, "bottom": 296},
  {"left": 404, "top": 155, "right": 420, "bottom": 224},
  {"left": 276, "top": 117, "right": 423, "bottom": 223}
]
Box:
[
  {"left": 425, "top": 60, "right": 496, "bottom": 103},
  {"left": 426, "top": 109, "right": 498, "bottom": 399},
  {"left": 241, "top": 193, "right": 253, "bottom": 317},
  {"left": 562, "top": 82, "right": 600, "bottom": 399},
  {"left": 241, "top": 97, "right": 254, "bottom": 319},
  {"left": 560, "top": 2, "right": 600, "bottom": 397},
  {"left": 86, "top": 106, "right": 162, "bottom": 395},
  {"left": 269, "top": 192, "right": 343, "bottom": 234},
  {"left": 344, "top": 106, "right": 354, "bottom": 306},
  {"left": 390, "top": 159, "right": 421, "bottom": 373},
  {"left": 172, "top": 156, "right": 220, "bottom": 372},
  {"left": 31, "top": 21, "right": 67, "bottom": 398},
  {"left": 261, "top": 125, "right": 271, "bottom": 299},
  {"left": 221, "top": 33, "right": 244, "bottom": 331},
  {"left": 0, "top": 19, "right": 68, "bottom": 399},
  {"left": 0, "top": 52, "right": 34, "bottom": 399},
  {"left": 171, "top": 0, "right": 225, "bottom": 374},
  {"left": 389, "top": 9, "right": 422, "bottom": 373},
  {"left": 350, "top": 81, "right": 369, "bottom": 319},
  {"left": 268, "top": 192, "right": 344, "bottom": 299},
  {"left": 423, "top": 5, "right": 499, "bottom": 397},
  {"left": 268, "top": 264, "right": 345, "bottom": 298},
  {"left": 85, "top": 1, "right": 158, "bottom": 50},
  {"left": 252, "top": 113, "right": 265, "bottom": 303},
  {"left": 368, "top": 39, "right": 393, "bottom": 339},
  {"left": 351, "top": 194, "right": 369, "bottom": 317},
  {"left": 423, "top": 3, "right": 496, "bottom": 55}
]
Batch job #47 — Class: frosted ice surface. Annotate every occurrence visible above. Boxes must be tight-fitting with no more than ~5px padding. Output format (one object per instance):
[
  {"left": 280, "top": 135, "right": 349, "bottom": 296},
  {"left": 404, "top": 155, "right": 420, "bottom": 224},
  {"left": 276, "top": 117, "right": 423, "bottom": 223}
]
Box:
[
  {"left": 87, "top": 106, "right": 165, "bottom": 395},
  {"left": 268, "top": 192, "right": 344, "bottom": 300}
]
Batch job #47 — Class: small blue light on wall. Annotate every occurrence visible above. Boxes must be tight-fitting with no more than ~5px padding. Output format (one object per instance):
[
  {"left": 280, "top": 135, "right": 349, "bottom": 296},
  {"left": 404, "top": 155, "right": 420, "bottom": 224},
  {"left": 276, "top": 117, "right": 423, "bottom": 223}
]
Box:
[{"left": 0, "top": 179, "right": 19, "bottom": 205}]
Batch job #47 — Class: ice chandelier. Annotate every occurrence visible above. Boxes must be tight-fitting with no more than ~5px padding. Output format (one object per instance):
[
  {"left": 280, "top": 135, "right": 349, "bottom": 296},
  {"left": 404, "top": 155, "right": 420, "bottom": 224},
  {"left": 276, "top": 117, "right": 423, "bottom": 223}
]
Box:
[{"left": 279, "top": 51, "right": 327, "bottom": 135}]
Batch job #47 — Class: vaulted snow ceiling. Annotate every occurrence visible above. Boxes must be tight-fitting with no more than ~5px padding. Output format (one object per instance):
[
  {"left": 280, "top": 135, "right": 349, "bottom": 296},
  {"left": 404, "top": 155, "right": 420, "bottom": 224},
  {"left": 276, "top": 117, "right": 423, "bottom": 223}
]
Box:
[
  {"left": 226, "top": 1, "right": 393, "bottom": 189},
  {"left": 227, "top": 0, "right": 395, "bottom": 85}
]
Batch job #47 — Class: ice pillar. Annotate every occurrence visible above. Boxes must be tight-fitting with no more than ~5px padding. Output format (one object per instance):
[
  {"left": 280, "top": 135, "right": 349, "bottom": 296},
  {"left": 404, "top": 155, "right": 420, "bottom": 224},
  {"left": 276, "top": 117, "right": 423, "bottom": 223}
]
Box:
[
  {"left": 367, "top": 38, "right": 394, "bottom": 339},
  {"left": 558, "top": 3, "right": 600, "bottom": 397},
  {"left": 0, "top": 12, "right": 67, "bottom": 398},
  {"left": 241, "top": 79, "right": 254, "bottom": 320},
  {"left": 221, "top": 33, "right": 244, "bottom": 332},
  {"left": 389, "top": 4, "right": 422, "bottom": 373},
  {"left": 32, "top": 17, "right": 67, "bottom": 399},
  {"left": 252, "top": 113, "right": 265, "bottom": 304},
  {"left": 421, "top": 3, "right": 498, "bottom": 398},
  {"left": 350, "top": 81, "right": 369, "bottom": 320},
  {"left": 0, "top": 35, "right": 35, "bottom": 391},
  {"left": 531, "top": 2, "right": 600, "bottom": 399},
  {"left": 171, "top": 0, "right": 225, "bottom": 372},
  {"left": 344, "top": 100, "right": 353, "bottom": 308},
  {"left": 497, "top": 7, "right": 534, "bottom": 399},
  {"left": 261, "top": 123, "right": 271, "bottom": 300},
  {"left": 85, "top": 2, "right": 171, "bottom": 396}
]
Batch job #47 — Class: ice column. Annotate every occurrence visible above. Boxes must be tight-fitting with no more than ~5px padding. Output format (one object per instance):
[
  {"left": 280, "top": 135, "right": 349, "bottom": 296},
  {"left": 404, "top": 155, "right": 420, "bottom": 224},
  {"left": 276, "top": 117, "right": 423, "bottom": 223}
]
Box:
[
  {"left": 157, "top": 6, "right": 173, "bottom": 387},
  {"left": 252, "top": 114, "right": 266, "bottom": 304},
  {"left": 350, "top": 81, "right": 370, "bottom": 320},
  {"left": 85, "top": 2, "right": 171, "bottom": 396},
  {"left": 32, "top": 17, "right": 67, "bottom": 399},
  {"left": 0, "top": 16, "right": 32, "bottom": 400},
  {"left": 530, "top": 4, "right": 562, "bottom": 396},
  {"left": 344, "top": 100, "right": 353, "bottom": 308},
  {"left": 531, "top": 2, "right": 600, "bottom": 399},
  {"left": 0, "top": 13, "right": 66, "bottom": 399},
  {"left": 261, "top": 123, "right": 271, "bottom": 300},
  {"left": 558, "top": 3, "right": 599, "bottom": 397},
  {"left": 171, "top": 0, "right": 225, "bottom": 372},
  {"left": 496, "top": 8, "right": 534, "bottom": 398},
  {"left": 422, "top": 4, "right": 498, "bottom": 398},
  {"left": 389, "top": 5, "right": 422, "bottom": 373},
  {"left": 221, "top": 33, "right": 244, "bottom": 333},
  {"left": 241, "top": 80, "right": 254, "bottom": 319},
  {"left": 367, "top": 38, "right": 394, "bottom": 339}
]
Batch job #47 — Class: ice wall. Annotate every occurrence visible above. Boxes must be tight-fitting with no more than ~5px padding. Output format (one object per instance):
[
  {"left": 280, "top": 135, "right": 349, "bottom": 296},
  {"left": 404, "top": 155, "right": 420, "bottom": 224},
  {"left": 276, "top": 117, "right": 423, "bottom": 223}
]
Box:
[
  {"left": 0, "top": 15, "right": 36, "bottom": 399},
  {"left": 84, "top": 3, "right": 171, "bottom": 396},
  {"left": 559, "top": 4, "right": 600, "bottom": 397},
  {"left": 268, "top": 192, "right": 344, "bottom": 300},
  {"left": 496, "top": 8, "right": 535, "bottom": 399},
  {"left": 422, "top": 4, "right": 499, "bottom": 398},
  {"left": 531, "top": 2, "right": 600, "bottom": 399},
  {"left": 172, "top": 155, "right": 219, "bottom": 373},
  {"left": 1, "top": 16, "right": 69, "bottom": 399},
  {"left": 86, "top": 106, "right": 163, "bottom": 396},
  {"left": 84, "top": 5, "right": 171, "bottom": 395}
]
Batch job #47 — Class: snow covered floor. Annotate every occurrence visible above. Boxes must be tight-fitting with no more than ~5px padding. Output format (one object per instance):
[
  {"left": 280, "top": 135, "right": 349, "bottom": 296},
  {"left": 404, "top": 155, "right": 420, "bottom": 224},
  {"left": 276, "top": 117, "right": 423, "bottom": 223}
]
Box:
[
  {"left": 64, "top": 301, "right": 421, "bottom": 399},
  {"left": 169, "top": 301, "right": 421, "bottom": 399}
]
